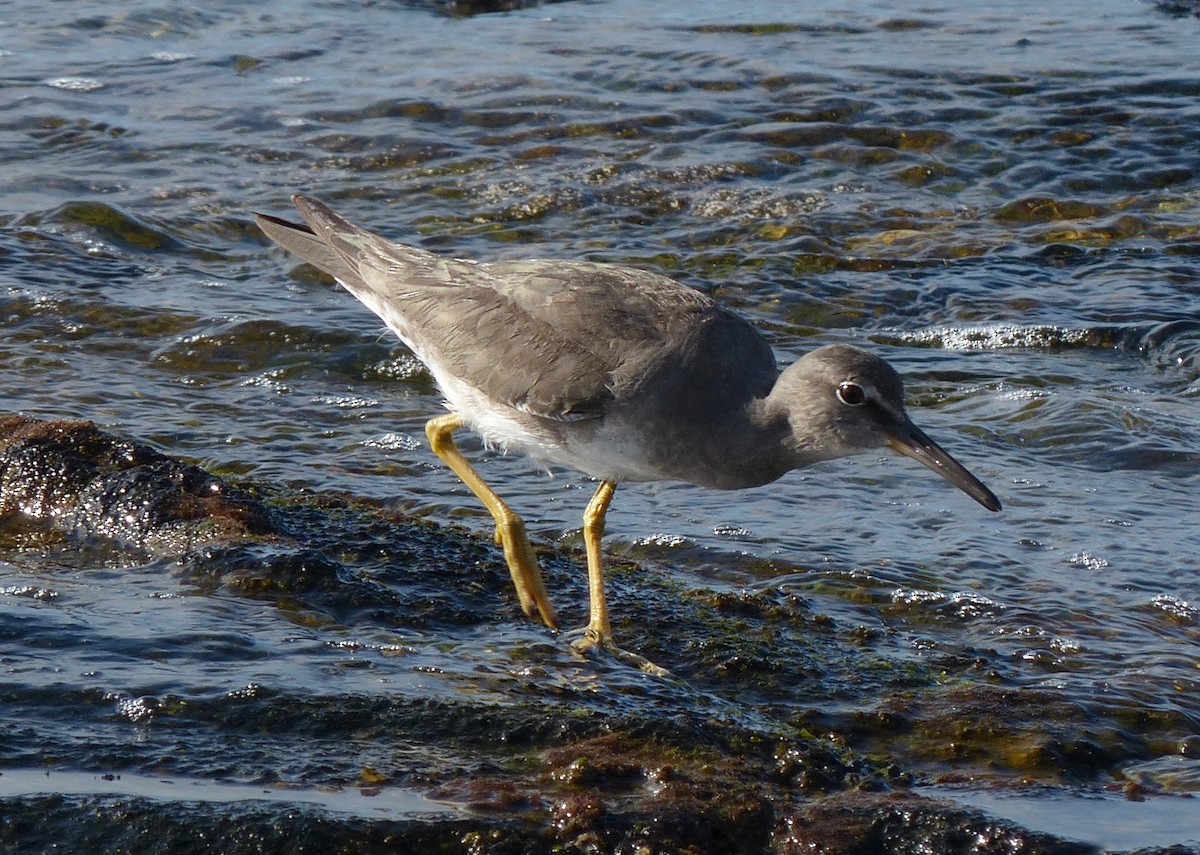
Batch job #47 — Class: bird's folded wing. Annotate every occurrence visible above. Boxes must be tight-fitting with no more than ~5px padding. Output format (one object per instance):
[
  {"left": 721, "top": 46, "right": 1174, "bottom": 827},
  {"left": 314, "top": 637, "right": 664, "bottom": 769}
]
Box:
[{"left": 257, "top": 195, "right": 762, "bottom": 423}]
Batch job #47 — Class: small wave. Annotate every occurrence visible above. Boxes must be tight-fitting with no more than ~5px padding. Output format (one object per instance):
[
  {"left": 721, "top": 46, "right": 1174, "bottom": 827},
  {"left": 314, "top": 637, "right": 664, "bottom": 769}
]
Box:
[
  {"left": 894, "top": 321, "right": 1200, "bottom": 360},
  {"left": 45, "top": 77, "right": 104, "bottom": 92}
]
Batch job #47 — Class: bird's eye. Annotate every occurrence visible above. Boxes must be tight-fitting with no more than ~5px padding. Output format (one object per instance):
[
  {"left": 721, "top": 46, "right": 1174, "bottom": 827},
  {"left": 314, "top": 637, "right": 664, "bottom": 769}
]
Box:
[{"left": 836, "top": 382, "right": 867, "bottom": 406}]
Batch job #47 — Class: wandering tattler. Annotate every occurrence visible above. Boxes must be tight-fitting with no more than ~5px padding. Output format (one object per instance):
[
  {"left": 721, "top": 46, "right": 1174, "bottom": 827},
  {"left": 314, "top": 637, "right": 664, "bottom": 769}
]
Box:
[{"left": 258, "top": 195, "right": 1001, "bottom": 668}]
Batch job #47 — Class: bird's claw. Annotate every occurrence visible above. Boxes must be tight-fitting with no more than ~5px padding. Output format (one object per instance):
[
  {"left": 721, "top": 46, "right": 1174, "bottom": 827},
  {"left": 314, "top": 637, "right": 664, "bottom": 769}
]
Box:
[{"left": 567, "top": 627, "right": 672, "bottom": 678}]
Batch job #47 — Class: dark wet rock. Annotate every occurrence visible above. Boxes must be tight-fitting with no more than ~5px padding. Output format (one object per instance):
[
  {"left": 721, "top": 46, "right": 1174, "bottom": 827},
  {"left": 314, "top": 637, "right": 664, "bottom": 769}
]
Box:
[
  {"left": 0, "top": 737, "right": 1109, "bottom": 855},
  {"left": 178, "top": 544, "right": 410, "bottom": 626},
  {"left": 1, "top": 415, "right": 1181, "bottom": 853},
  {"left": 993, "top": 196, "right": 1108, "bottom": 223},
  {"left": 822, "top": 685, "right": 1181, "bottom": 785},
  {"left": 414, "top": 0, "right": 575, "bottom": 18},
  {"left": 179, "top": 491, "right": 574, "bottom": 629},
  {"left": 1151, "top": 0, "right": 1200, "bottom": 17},
  {"left": 776, "top": 791, "right": 1099, "bottom": 855},
  {"left": 0, "top": 415, "right": 560, "bottom": 628},
  {"left": 0, "top": 795, "right": 477, "bottom": 855},
  {"left": 0, "top": 415, "right": 274, "bottom": 552}
]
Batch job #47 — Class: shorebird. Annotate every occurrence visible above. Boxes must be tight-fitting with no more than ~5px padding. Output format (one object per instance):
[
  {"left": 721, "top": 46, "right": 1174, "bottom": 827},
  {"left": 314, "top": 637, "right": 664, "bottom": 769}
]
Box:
[{"left": 258, "top": 195, "right": 1001, "bottom": 669}]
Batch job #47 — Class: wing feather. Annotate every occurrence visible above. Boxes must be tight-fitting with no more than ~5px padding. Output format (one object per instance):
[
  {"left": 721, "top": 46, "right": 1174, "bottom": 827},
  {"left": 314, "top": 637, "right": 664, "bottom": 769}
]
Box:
[{"left": 257, "top": 195, "right": 777, "bottom": 422}]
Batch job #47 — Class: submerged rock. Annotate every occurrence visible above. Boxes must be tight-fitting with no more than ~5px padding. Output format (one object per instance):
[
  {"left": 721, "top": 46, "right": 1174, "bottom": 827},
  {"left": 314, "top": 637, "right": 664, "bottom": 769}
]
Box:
[{"left": 421, "top": 0, "right": 573, "bottom": 17}]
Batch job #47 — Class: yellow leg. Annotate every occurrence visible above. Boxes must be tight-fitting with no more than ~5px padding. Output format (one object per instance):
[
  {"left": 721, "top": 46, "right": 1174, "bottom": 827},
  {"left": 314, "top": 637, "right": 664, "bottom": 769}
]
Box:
[
  {"left": 425, "top": 413, "right": 558, "bottom": 630},
  {"left": 580, "top": 479, "right": 617, "bottom": 647},
  {"left": 572, "top": 480, "right": 670, "bottom": 677}
]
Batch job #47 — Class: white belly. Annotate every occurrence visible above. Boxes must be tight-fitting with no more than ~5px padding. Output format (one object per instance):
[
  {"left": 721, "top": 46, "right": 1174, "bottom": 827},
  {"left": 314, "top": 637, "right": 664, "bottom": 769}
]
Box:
[{"left": 434, "top": 370, "right": 664, "bottom": 483}]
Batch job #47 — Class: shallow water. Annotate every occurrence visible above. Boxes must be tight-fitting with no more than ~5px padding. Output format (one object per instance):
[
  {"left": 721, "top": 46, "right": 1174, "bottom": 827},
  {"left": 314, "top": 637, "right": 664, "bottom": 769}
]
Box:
[
  {"left": 2, "top": 0, "right": 1200, "bottom": 849},
  {"left": 924, "top": 784, "right": 1200, "bottom": 851},
  {"left": 0, "top": 768, "right": 453, "bottom": 819}
]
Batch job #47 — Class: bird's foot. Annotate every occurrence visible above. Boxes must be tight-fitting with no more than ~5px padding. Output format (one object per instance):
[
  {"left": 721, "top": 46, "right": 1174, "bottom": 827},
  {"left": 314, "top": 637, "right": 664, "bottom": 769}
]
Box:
[{"left": 566, "top": 626, "right": 671, "bottom": 678}]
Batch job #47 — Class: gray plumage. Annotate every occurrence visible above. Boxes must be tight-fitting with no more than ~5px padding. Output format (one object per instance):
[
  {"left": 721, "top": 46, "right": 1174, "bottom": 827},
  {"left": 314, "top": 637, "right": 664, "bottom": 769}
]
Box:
[
  {"left": 256, "top": 194, "right": 1000, "bottom": 661},
  {"left": 256, "top": 194, "right": 1001, "bottom": 507}
]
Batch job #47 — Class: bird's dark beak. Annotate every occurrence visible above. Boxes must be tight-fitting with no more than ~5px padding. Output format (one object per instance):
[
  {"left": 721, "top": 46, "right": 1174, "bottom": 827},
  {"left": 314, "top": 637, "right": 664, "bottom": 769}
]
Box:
[{"left": 885, "top": 419, "right": 1002, "bottom": 512}]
